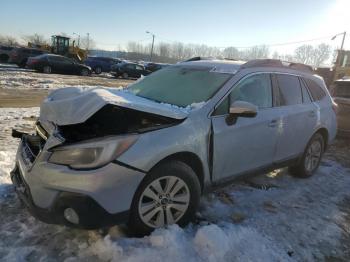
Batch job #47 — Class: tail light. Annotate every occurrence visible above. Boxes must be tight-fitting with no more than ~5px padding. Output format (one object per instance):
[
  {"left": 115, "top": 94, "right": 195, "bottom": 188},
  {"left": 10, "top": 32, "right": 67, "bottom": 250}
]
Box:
[{"left": 29, "top": 59, "right": 39, "bottom": 64}]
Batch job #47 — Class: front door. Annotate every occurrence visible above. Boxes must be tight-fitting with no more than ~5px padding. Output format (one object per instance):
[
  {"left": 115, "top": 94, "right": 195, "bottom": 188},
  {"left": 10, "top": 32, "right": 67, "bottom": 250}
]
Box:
[{"left": 211, "top": 73, "right": 280, "bottom": 181}]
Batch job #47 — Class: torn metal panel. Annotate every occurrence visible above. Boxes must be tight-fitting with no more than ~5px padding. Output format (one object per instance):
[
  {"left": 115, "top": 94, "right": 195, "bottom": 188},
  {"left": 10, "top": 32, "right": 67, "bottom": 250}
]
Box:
[{"left": 39, "top": 87, "right": 189, "bottom": 126}]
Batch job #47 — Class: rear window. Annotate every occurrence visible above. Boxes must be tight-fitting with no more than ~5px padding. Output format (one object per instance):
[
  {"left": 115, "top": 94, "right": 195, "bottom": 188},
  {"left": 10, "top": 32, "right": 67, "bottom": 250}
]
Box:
[
  {"left": 303, "top": 78, "right": 326, "bottom": 101},
  {"left": 276, "top": 74, "right": 302, "bottom": 106}
]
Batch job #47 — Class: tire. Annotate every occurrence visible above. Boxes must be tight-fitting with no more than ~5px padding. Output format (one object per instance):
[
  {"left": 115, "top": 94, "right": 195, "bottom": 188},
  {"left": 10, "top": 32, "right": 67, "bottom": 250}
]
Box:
[
  {"left": 0, "top": 54, "right": 9, "bottom": 63},
  {"left": 128, "top": 160, "right": 201, "bottom": 236},
  {"left": 81, "top": 68, "right": 89, "bottom": 76},
  {"left": 19, "top": 59, "right": 27, "bottom": 68},
  {"left": 42, "top": 65, "right": 52, "bottom": 74},
  {"left": 289, "top": 133, "right": 324, "bottom": 178},
  {"left": 94, "top": 67, "right": 102, "bottom": 74},
  {"left": 122, "top": 72, "right": 128, "bottom": 79}
]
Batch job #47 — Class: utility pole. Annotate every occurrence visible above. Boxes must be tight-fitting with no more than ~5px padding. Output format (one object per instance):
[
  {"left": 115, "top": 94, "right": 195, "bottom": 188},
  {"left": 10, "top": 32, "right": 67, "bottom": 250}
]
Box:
[
  {"left": 87, "top": 33, "right": 90, "bottom": 51},
  {"left": 146, "top": 31, "right": 155, "bottom": 62},
  {"left": 73, "top": 33, "right": 80, "bottom": 47},
  {"left": 332, "top": 31, "right": 347, "bottom": 50}
]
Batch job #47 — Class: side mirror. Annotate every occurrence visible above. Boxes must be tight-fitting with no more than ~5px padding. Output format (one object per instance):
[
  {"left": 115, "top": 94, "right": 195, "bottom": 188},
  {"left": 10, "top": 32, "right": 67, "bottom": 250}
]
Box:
[{"left": 226, "top": 101, "right": 257, "bottom": 125}]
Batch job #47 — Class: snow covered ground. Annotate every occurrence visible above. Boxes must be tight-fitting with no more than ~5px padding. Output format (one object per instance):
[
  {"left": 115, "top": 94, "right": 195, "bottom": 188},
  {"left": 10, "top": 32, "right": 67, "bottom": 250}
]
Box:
[
  {"left": 0, "top": 107, "right": 350, "bottom": 262},
  {"left": 0, "top": 63, "right": 132, "bottom": 89}
]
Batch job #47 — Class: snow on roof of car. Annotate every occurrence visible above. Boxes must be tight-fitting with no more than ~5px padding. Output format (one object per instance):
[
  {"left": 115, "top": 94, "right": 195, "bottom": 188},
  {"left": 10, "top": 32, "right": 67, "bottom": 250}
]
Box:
[{"left": 178, "top": 59, "right": 245, "bottom": 74}]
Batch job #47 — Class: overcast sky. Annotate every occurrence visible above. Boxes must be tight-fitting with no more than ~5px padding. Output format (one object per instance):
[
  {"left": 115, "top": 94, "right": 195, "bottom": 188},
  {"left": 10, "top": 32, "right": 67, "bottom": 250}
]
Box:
[{"left": 1, "top": 0, "right": 349, "bottom": 53}]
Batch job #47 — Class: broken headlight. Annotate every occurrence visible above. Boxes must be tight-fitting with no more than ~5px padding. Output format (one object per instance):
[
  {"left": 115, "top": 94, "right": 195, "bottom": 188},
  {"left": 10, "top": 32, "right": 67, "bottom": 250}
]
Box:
[{"left": 48, "top": 135, "right": 138, "bottom": 169}]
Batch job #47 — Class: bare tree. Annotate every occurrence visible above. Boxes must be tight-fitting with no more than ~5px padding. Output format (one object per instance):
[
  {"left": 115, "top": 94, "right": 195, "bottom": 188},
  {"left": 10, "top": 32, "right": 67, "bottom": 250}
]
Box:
[
  {"left": 294, "top": 45, "right": 314, "bottom": 64},
  {"left": 223, "top": 46, "right": 239, "bottom": 59},
  {"left": 239, "top": 45, "right": 269, "bottom": 60},
  {"left": 0, "top": 35, "right": 19, "bottom": 46},
  {"left": 312, "top": 43, "right": 331, "bottom": 67},
  {"left": 80, "top": 35, "right": 95, "bottom": 50},
  {"left": 22, "top": 33, "right": 48, "bottom": 45}
]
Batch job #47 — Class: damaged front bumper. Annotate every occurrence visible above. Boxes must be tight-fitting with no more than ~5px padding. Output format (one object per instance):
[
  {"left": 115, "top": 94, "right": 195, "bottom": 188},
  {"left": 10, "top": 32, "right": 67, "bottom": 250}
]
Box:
[{"left": 11, "top": 130, "right": 146, "bottom": 228}]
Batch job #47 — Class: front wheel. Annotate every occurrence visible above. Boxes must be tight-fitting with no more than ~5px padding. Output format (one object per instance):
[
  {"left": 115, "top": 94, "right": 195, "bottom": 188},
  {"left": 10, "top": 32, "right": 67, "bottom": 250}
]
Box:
[
  {"left": 94, "top": 67, "right": 102, "bottom": 74},
  {"left": 289, "top": 133, "right": 324, "bottom": 178},
  {"left": 128, "top": 161, "right": 201, "bottom": 236},
  {"left": 122, "top": 72, "right": 129, "bottom": 79},
  {"left": 80, "top": 68, "right": 89, "bottom": 76},
  {"left": 43, "top": 65, "right": 52, "bottom": 74}
]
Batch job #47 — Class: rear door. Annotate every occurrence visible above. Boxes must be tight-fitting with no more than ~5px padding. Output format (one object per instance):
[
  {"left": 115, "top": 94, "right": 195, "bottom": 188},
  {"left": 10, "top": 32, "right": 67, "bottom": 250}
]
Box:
[
  {"left": 273, "top": 74, "right": 317, "bottom": 161},
  {"left": 211, "top": 73, "right": 281, "bottom": 181}
]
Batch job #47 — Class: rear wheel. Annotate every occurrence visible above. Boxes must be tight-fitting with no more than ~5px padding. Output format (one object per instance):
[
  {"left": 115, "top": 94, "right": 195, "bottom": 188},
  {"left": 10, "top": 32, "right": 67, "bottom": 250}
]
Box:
[
  {"left": 81, "top": 68, "right": 89, "bottom": 76},
  {"left": 94, "top": 67, "right": 102, "bottom": 74},
  {"left": 289, "top": 133, "right": 324, "bottom": 178},
  {"left": 128, "top": 160, "right": 201, "bottom": 236},
  {"left": 43, "top": 65, "right": 51, "bottom": 74}
]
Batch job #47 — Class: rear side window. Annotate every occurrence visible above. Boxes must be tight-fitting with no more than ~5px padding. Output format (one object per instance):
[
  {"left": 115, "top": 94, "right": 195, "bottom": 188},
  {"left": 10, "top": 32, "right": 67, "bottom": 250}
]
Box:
[
  {"left": 276, "top": 74, "right": 302, "bottom": 106},
  {"left": 300, "top": 78, "right": 312, "bottom": 103},
  {"left": 303, "top": 78, "right": 326, "bottom": 101}
]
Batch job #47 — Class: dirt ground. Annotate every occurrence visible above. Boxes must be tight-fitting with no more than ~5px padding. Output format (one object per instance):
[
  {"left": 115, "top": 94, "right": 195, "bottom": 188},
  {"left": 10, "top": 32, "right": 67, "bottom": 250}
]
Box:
[{"left": 0, "top": 63, "right": 133, "bottom": 107}]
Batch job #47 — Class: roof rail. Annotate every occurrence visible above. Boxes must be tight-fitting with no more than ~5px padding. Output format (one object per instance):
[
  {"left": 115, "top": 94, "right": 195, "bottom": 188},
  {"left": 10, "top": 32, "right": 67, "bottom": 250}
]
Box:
[{"left": 241, "top": 59, "right": 313, "bottom": 73}]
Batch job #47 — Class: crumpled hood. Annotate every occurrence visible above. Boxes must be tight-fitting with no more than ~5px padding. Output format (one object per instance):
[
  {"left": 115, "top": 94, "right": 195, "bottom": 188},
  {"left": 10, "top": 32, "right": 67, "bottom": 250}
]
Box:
[{"left": 39, "top": 87, "right": 189, "bottom": 125}]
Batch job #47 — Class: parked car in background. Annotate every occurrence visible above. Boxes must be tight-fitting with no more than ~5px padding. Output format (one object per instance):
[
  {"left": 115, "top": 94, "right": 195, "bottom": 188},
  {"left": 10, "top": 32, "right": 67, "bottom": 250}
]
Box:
[
  {"left": 9, "top": 47, "right": 45, "bottom": 67},
  {"left": 12, "top": 59, "right": 336, "bottom": 234},
  {"left": 333, "top": 78, "right": 350, "bottom": 138},
  {"left": 27, "top": 54, "right": 91, "bottom": 76},
  {"left": 84, "top": 56, "right": 122, "bottom": 74},
  {"left": 0, "top": 45, "right": 15, "bottom": 63},
  {"left": 111, "top": 62, "right": 151, "bottom": 78},
  {"left": 145, "top": 62, "right": 170, "bottom": 72}
]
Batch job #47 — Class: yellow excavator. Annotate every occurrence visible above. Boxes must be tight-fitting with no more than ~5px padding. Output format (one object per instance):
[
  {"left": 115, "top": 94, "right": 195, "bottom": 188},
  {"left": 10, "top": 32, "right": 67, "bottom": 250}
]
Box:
[
  {"left": 28, "top": 35, "right": 87, "bottom": 61},
  {"left": 333, "top": 49, "right": 350, "bottom": 80}
]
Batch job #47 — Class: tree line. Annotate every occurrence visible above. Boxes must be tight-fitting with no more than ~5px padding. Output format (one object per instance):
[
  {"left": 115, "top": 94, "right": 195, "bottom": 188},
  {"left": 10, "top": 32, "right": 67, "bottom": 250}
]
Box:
[{"left": 0, "top": 33, "right": 333, "bottom": 67}]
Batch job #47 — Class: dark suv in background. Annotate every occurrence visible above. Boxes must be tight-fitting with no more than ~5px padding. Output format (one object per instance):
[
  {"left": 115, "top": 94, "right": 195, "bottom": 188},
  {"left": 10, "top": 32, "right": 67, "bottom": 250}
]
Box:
[
  {"left": 111, "top": 62, "right": 151, "bottom": 78},
  {"left": 84, "top": 56, "right": 122, "bottom": 74},
  {"left": 10, "top": 47, "right": 45, "bottom": 67}
]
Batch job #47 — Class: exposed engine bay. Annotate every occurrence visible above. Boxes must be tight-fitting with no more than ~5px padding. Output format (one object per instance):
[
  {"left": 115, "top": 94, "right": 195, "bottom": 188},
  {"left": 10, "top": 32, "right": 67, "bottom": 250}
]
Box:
[{"left": 58, "top": 104, "right": 183, "bottom": 142}]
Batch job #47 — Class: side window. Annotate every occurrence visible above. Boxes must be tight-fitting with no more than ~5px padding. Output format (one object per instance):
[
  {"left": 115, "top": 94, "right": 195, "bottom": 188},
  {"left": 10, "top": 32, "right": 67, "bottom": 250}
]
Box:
[
  {"left": 213, "top": 96, "right": 229, "bottom": 115},
  {"left": 212, "top": 73, "right": 272, "bottom": 116},
  {"left": 299, "top": 78, "right": 312, "bottom": 103},
  {"left": 136, "top": 65, "right": 143, "bottom": 70},
  {"left": 276, "top": 74, "right": 302, "bottom": 106},
  {"left": 230, "top": 74, "right": 272, "bottom": 108},
  {"left": 303, "top": 78, "right": 326, "bottom": 101}
]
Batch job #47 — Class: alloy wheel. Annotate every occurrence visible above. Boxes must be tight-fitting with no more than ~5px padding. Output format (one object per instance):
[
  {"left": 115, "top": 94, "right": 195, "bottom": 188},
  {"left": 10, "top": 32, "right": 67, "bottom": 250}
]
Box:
[
  {"left": 305, "top": 140, "right": 322, "bottom": 172},
  {"left": 138, "top": 176, "right": 190, "bottom": 228}
]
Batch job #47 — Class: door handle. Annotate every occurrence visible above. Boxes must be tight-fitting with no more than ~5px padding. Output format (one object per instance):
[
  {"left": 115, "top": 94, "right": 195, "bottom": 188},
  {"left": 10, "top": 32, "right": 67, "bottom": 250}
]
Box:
[{"left": 268, "top": 119, "right": 278, "bottom": 127}]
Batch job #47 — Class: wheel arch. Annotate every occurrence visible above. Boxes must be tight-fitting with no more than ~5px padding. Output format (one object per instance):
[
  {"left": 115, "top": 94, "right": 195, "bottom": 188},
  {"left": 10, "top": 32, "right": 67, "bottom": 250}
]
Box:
[
  {"left": 315, "top": 127, "right": 329, "bottom": 151},
  {"left": 150, "top": 151, "right": 205, "bottom": 193}
]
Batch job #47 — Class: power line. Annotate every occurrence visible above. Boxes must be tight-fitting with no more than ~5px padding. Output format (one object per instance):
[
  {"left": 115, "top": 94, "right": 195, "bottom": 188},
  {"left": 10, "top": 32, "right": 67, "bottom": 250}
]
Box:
[{"left": 218, "top": 35, "right": 335, "bottom": 49}]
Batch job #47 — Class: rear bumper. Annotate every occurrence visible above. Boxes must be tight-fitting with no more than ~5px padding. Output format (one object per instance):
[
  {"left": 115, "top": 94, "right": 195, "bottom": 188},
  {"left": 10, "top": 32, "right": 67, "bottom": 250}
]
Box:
[{"left": 11, "top": 165, "right": 129, "bottom": 229}]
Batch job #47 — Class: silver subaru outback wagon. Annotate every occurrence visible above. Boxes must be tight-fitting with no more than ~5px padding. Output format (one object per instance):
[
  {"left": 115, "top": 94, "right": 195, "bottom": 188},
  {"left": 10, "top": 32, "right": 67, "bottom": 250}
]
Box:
[{"left": 11, "top": 59, "right": 337, "bottom": 234}]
